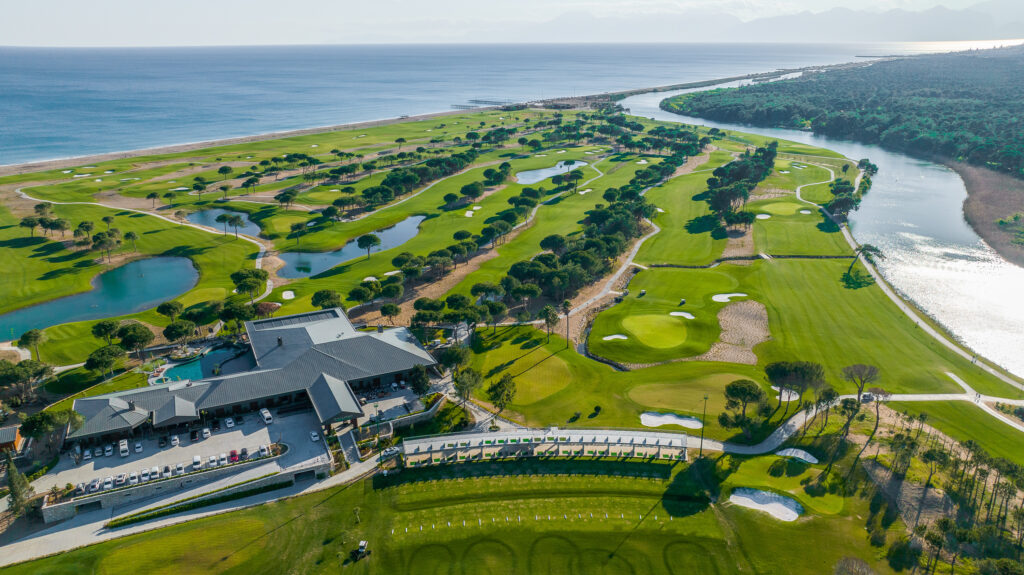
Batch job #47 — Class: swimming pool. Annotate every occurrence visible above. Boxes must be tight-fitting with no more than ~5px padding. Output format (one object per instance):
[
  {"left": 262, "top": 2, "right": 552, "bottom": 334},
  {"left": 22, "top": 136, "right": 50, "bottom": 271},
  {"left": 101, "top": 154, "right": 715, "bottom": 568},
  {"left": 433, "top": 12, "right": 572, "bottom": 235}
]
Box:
[{"left": 164, "top": 347, "right": 249, "bottom": 381}]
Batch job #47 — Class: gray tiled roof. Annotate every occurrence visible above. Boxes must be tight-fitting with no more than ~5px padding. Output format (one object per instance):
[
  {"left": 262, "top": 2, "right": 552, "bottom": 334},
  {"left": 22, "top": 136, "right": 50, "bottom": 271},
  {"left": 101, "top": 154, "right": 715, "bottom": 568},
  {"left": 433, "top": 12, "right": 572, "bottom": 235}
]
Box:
[
  {"left": 0, "top": 425, "right": 18, "bottom": 445},
  {"left": 70, "top": 309, "right": 435, "bottom": 440}
]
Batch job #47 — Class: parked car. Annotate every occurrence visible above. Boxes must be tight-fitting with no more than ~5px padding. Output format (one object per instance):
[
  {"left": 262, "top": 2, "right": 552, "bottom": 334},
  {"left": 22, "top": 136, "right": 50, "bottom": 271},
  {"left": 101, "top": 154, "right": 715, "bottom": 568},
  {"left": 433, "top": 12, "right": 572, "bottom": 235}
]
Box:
[
  {"left": 104, "top": 444, "right": 113, "bottom": 457},
  {"left": 202, "top": 428, "right": 211, "bottom": 439},
  {"left": 88, "top": 478, "right": 101, "bottom": 493},
  {"left": 75, "top": 483, "right": 86, "bottom": 496},
  {"left": 380, "top": 446, "right": 401, "bottom": 460},
  {"left": 208, "top": 455, "right": 217, "bottom": 467},
  {"left": 140, "top": 468, "right": 150, "bottom": 482},
  {"left": 240, "top": 447, "right": 249, "bottom": 459},
  {"left": 175, "top": 462, "right": 184, "bottom": 475},
  {"left": 82, "top": 450, "right": 92, "bottom": 461},
  {"left": 259, "top": 408, "right": 273, "bottom": 424},
  {"left": 190, "top": 430, "right": 200, "bottom": 442},
  {"left": 102, "top": 476, "right": 113, "bottom": 490},
  {"left": 150, "top": 466, "right": 160, "bottom": 479},
  {"left": 211, "top": 419, "right": 221, "bottom": 432},
  {"left": 259, "top": 444, "right": 269, "bottom": 457},
  {"left": 225, "top": 418, "right": 235, "bottom": 429},
  {"left": 115, "top": 473, "right": 127, "bottom": 487},
  {"left": 158, "top": 436, "right": 167, "bottom": 448},
  {"left": 234, "top": 415, "right": 245, "bottom": 425},
  {"left": 229, "top": 450, "right": 239, "bottom": 463},
  {"left": 129, "top": 471, "right": 139, "bottom": 485},
  {"left": 219, "top": 453, "right": 227, "bottom": 465},
  {"left": 171, "top": 435, "right": 180, "bottom": 447},
  {"left": 93, "top": 447, "right": 103, "bottom": 458},
  {"left": 119, "top": 439, "right": 129, "bottom": 457},
  {"left": 310, "top": 432, "right": 320, "bottom": 442},
  {"left": 163, "top": 465, "right": 172, "bottom": 479},
  {"left": 192, "top": 455, "right": 202, "bottom": 470},
  {"left": 135, "top": 441, "right": 143, "bottom": 453}
]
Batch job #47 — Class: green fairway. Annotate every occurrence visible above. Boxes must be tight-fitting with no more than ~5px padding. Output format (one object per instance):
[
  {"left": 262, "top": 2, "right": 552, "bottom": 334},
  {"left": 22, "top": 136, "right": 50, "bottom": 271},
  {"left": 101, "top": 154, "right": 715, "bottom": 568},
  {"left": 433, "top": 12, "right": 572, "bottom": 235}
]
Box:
[
  {"left": 1, "top": 457, "right": 898, "bottom": 575},
  {"left": 636, "top": 170, "right": 727, "bottom": 266},
  {"left": 748, "top": 197, "right": 850, "bottom": 255}
]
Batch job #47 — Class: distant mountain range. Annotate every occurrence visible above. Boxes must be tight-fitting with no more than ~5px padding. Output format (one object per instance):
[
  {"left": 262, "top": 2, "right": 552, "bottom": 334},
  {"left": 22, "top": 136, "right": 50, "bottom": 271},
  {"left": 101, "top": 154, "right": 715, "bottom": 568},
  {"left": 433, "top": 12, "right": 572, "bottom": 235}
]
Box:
[{"left": 498, "top": 0, "right": 1024, "bottom": 43}]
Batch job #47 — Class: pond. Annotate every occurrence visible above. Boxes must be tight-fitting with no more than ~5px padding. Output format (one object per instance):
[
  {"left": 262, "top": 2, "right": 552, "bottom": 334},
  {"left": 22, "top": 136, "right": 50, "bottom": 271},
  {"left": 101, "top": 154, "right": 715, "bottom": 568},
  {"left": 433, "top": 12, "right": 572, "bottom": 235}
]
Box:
[
  {"left": 515, "top": 161, "right": 589, "bottom": 185},
  {"left": 276, "top": 215, "right": 426, "bottom": 278},
  {"left": 621, "top": 87, "right": 1024, "bottom": 378},
  {"left": 185, "top": 208, "right": 261, "bottom": 237},
  {"left": 0, "top": 257, "right": 198, "bottom": 337}
]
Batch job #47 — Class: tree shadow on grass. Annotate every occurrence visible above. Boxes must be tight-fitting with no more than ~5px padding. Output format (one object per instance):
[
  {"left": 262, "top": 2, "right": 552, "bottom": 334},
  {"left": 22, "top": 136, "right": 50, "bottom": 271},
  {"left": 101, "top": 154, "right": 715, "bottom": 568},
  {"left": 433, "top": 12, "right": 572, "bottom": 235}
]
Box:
[
  {"left": 685, "top": 214, "right": 720, "bottom": 235},
  {"left": 817, "top": 218, "right": 841, "bottom": 233},
  {"left": 768, "top": 457, "right": 809, "bottom": 478},
  {"left": 841, "top": 270, "right": 874, "bottom": 289}
]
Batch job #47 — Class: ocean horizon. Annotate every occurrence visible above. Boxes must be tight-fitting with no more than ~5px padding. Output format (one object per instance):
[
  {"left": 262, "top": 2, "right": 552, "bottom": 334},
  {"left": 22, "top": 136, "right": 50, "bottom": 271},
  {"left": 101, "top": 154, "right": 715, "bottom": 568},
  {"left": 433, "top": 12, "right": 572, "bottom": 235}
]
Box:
[{"left": 0, "top": 42, "right": 1002, "bottom": 165}]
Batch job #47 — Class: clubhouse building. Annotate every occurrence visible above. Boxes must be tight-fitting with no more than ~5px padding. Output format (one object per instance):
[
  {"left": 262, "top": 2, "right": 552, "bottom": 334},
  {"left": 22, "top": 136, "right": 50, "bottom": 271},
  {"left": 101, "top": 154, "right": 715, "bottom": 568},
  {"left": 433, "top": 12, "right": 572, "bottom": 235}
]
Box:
[{"left": 67, "top": 308, "right": 437, "bottom": 446}]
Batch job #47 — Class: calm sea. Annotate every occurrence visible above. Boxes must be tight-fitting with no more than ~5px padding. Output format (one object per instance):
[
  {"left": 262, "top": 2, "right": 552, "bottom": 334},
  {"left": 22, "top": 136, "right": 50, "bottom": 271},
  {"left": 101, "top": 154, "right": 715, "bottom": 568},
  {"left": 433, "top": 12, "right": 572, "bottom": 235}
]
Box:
[{"left": 0, "top": 42, "right": 988, "bottom": 165}]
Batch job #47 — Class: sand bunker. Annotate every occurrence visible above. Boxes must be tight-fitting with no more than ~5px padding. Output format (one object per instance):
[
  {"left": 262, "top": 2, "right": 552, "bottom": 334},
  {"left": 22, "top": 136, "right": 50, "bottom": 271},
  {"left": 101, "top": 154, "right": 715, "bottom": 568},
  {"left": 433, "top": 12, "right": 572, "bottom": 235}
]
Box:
[
  {"left": 779, "top": 170, "right": 790, "bottom": 174},
  {"left": 656, "top": 207, "right": 665, "bottom": 213},
  {"left": 383, "top": 270, "right": 402, "bottom": 276},
  {"left": 170, "top": 187, "right": 189, "bottom": 191},
  {"left": 363, "top": 276, "right": 378, "bottom": 282},
  {"left": 556, "top": 150, "right": 566, "bottom": 154},
  {"left": 799, "top": 209, "right": 812, "bottom": 215},
  {"left": 464, "top": 211, "right": 474, "bottom": 217},
  {"left": 281, "top": 291, "right": 295, "bottom": 300},
  {"left": 640, "top": 412, "right": 703, "bottom": 429},
  {"left": 683, "top": 300, "right": 769, "bottom": 365},
  {"left": 712, "top": 293, "right": 747, "bottom": 303},
  {"left": 636, "top": 160, "right": 648, "bottom": 165},
  {"left": 776, "top": 448, "right": 819, "bottom": 464},
  {"left": 578, "top": 189, "right": 593, "bottom": 195},
  {"left": 94, "top": 179, "right": 103, "bottom": 182},
  {"left": 756, "top": 214, "right": 771, "bottom": 220},
  {"left": 72, "top": 174, "right": 92, "bottom": 178},
  {"left": 104, "top": 170, "right": 114, "bottom": 174},
  {"left": 310, "top": 144, "right": 318, "bottom": 148},
  {"left": 670, "top": 311, "right": 695, "bottom": 319},
  {"left": 772, "top": 386, "right": 799, "bottom": 402},
  {"left": 729, "top": 488, "right": 803, "bottom": 521},
  {"left": 602, "top": 334, "right": 628, "bottom": 341},
  {"left": 472, "top": 206, "right": 482, "bottom": 210},
  {"left": 535, "top": 154, "right": 548, "bottom": 157},
  {"left": 584, "top": 151, "right": 595, "bottom": 155},
  {"left": 62, "top": 170, "right": 73, "bottom": 174}
]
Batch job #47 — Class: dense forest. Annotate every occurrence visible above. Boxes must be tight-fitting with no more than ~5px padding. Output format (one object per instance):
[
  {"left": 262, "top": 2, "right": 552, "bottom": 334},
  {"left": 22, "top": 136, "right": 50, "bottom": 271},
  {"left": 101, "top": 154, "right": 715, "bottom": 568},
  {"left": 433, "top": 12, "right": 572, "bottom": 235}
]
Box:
[{"left": 662, "top": 46, "right": 1024, "bottom": 179}]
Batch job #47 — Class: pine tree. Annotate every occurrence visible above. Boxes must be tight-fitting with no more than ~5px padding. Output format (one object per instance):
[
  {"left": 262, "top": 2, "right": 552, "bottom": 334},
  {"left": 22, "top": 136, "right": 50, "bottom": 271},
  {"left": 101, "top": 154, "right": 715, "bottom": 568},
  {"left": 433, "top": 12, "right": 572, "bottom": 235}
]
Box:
[{"left": 5, "top": 449, "right": 34, "bottom": 517}]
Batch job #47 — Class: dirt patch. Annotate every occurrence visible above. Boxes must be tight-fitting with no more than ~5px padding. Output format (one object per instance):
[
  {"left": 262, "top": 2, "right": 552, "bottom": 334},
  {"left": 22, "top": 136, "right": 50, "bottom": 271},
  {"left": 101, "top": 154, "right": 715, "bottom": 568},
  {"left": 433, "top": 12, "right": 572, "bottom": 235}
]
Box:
[
  {"left": 684, "top": 300, "right": 770, "bottom": 365},
  {"left": 0, "top": 350, "right": 23, "bottom": 363},
  {"left": 863, "top": 459, "right": 955, "bottom": 528},
  {"left": 722, "top": 227, "right": 755, "bottom": 261},
  {"left": 671, "top": 146, "right": 714, "bottom": 178},
  {"left": 951, "top": 161, "right": 1024, "bottom": 269},
  {"left": 751, "top": 187, "right": 792, "bottom": 200}
]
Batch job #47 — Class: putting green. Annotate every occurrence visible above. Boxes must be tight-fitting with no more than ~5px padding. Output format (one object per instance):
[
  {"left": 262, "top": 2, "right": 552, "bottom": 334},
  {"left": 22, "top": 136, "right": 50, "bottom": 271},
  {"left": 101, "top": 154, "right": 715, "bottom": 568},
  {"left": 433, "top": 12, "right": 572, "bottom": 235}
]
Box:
[
  {"left": 758, "top": 200, "right": 803, "bottom": 215},
  {"left": 621, "top": 314, "right": 688, "bottom": 349}
]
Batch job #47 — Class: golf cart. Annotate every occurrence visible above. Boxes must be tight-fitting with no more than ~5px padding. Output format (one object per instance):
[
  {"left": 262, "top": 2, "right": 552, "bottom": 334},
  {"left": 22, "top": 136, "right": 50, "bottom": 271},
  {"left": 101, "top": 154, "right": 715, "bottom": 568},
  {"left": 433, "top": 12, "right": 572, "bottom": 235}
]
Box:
[{"left": 350, "top": 540, "right": 372, "bottom": 561}]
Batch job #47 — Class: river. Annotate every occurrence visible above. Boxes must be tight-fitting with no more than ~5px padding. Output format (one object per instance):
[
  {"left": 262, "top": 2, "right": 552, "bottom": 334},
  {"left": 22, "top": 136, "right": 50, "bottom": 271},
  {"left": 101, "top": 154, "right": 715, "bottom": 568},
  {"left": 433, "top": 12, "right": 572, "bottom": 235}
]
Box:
[{"left": 620, "top": 89, "right": 1024, "bottom": 379}]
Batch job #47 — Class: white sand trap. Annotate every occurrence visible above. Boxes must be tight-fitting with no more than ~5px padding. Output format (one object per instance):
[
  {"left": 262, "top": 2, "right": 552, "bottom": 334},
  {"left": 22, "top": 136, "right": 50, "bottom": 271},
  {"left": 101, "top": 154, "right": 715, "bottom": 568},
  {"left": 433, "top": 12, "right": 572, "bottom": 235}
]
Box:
[
  {"left": 636, "top": 160, "right": 649, "bottom": 165},
  {"left": 246, "top": 156, "right": 253, "bottom": 159},
  {"left": 465, "top": 211, "right": 475, "bottom": 217},
  {"left": 358, "top": 134, "right": 366, "bottom": 138},
  {"left": 362, "top": 276, "right": 378, "bottom": 282},
  {"left": 775, "top": 448, "right": 819, "bottom": 464},
  {"left": 584, "top": 151, "right": 595, "bottom": 155},
  {"left": 670, "top": 311, "right": 695, "bottom": 319},
  {"left": 656, "top": 207, "right": 665, "bottom": 213},
  {"left": 72, "top": 174, "right": 92, "bottom": 178},
  {"left": 281, "top": 290, "right": 295, "bottom": 300},
  {"left": 756, "top": 214, "right": 771, "bottom": 220},
  {"left": 330, "top": 189, "right": 340, "bottom": 192},
  {"left": 729, "top": 488, "right": 803, "bottom": 521},
  {"left": 170, "top": 186, "right": 189, "bottom": 191},
  {"left": 94, "top": 179, "right": 103, "bottom": 182},
  {"left": 712, "top": 293, "right": 747, "bottom": 303},
  {"left": 472, "top": 206, "right": 482, "bottom": 210},
  {"left": 535, "top": 154, "right": 548, "bottom": 157},
  {"left": 104, "top": 170, "right": 114, "bottom": 174},
  {"left": 779, "top": 170, "right": 790, "bottom": 174},
  {"left": 310, "top": 144, "right": 318, "bottom": 148},
  {"left": 556, "top": 150, "right": 566, "bottom": 154},
  {"left": 578, "top": 189, "right": 593, "bottom": 195},
  {"left": 82, "top": 166, "right": 97, "bottom": 169},
  {"left": 640, "top": 412, "right": 703, "bottom": 429},
  {"left": 602, "top": 334, "right": 628, "bottom": 341},
  {"left": 169, "top": 181, "right": 177, "bottom": 183},
  {"left": 383, "top": 270, "right": 402, "bottom": 276},
  {"left": 427, "top": 129, "right": 432, "bottom": 132},
  {"left": 62, "top": 170, "right": 73, "bottom": 174},
  {"left": 771, "top": 385, "right": 800, "bottom": 402},
  {"left": 799, "top": 209, "right": 812, "bottom": 215}
]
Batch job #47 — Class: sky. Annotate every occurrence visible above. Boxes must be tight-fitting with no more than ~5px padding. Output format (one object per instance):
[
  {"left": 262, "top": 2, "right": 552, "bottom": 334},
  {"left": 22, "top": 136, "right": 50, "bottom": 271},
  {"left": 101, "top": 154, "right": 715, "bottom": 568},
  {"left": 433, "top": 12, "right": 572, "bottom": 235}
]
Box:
[{"left": 0, "top": 0, "right": 1004, "bottom": 46}]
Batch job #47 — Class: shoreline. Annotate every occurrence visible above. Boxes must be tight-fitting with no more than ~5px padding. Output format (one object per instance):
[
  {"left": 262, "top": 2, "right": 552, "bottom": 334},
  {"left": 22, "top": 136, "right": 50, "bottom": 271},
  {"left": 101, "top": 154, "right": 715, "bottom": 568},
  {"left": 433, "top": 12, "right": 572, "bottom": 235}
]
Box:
[
  {"left": 948, "top": 161, "right": 1024, "bottom": 269},
  {"left": 0, "top": 59, "right": 879, "bottom": 178}
]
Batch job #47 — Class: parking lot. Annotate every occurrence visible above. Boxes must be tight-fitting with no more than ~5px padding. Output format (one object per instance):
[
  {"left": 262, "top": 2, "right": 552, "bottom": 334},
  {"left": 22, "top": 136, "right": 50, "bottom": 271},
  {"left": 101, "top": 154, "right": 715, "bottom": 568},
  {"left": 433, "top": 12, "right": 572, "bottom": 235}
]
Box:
[{"left": 42, "top": 409, "right": 328, "bottom": 494}]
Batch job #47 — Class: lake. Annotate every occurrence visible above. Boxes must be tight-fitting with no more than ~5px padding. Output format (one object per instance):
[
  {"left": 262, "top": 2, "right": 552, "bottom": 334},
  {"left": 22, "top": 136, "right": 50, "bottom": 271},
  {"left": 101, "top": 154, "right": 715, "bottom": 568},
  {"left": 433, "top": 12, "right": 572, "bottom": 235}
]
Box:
[
  {"left": 516, "top": 161, "right": 589, "bottom": 185},
  {"left": 621, "top": 89, "right": 1024, "bottom": 378},
  {"left": 0, "top": 257, "right": 198, "bottom": 338},
  {"left": 276, "top": 215, "right": 426, "bottom": 278},
  {"left": 185, "top": 208, "right": 261, "bottom": 237}
]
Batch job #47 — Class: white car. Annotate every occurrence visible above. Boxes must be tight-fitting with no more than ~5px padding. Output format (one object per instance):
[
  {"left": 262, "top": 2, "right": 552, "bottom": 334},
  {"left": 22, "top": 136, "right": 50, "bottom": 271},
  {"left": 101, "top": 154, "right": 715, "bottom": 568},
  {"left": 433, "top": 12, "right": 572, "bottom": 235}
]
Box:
[
  {"left": 259, "top": 444, "right": 269, "bottom": 457},
  {"left": 150, "top": 466, "right": 160, "bottom": 479},
  {"left": 102, "top": 476, "right": 114, "bottom": 490},
  {"left": 171, "top": 435, "right": 180, "bottom": 446},
  {"left": 140, "top": 468, "right": 150, "bottom": 482},
  {"left": 380, "top": 446, "right": 401, "bottom": 459},
  {"left": 225, "top": 418, "right": 235, "bottom": 429},
  {"left": 310, "top": 431, "right": 320, "bottom": 442},
  {"left": 134, "top": 441, "right": 143, "bottom": 453},
  {"left": 175, "top": 462, "right": 185, "bottom": 475},
  {"left": 93, "top": 447, "right": 103, "bottom": 458},
  {"left": 82, "top": 450, "right": 92, "bottom": 461},
  {"left": 129, "top": 471, "right": 139, "bottom": 485},
  {"left": 202, "top": 428, "right": 211, "bottom": 439},
  {"left": 219, "top": 453, "right": 227, "bottom": 465},
  {"left": 192, "top": 455, "right": 202, "bottom": 470},
  {"left": 104, "top": 444, "right": 113, "bottom": 457},
  {"left": 208, "top": 455, "right": 217, "bottom": 467}
]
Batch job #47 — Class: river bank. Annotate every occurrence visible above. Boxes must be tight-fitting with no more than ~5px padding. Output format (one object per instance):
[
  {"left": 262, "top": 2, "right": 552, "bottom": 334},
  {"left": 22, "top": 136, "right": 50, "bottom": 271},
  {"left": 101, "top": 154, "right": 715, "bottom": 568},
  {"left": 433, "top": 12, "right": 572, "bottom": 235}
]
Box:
[{"left": 951, "top": 161, "right": 1024, "bottom": 269}]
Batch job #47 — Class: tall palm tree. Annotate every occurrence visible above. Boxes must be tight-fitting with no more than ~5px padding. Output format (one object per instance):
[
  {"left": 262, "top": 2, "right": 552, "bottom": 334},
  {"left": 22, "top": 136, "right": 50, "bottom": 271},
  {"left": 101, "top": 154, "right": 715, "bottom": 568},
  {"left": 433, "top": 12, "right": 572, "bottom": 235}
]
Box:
[{"left": 849, "top": 243, "right": 884, "bottom": 274}]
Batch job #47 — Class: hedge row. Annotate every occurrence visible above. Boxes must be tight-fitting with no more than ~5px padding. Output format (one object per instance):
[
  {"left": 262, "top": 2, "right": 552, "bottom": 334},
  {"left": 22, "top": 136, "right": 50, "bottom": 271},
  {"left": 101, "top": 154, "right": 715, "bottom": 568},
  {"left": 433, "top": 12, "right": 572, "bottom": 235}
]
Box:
[{"left": 105, "top": 479, "right": 293, "bottom": 529}]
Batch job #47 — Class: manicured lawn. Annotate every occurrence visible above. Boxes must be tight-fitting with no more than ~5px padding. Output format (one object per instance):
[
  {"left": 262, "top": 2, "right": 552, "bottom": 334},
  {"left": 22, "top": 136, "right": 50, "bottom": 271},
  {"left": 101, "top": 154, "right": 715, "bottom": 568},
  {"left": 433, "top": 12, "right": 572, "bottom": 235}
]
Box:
[
  {"left": 636, "top": 170, "right": 728, "bottom": 266},
  {"left": 888, "top": 400, "right": 1024, "bottom": 466},
  {"left": 747, "top": 197, "right": 851, "bottom": 256},
  {"left": 44, "top": 369, "right": 148, "bottom": 412},
  {"left": 1, "top": 458, "right": 898, "bottom": 575}
]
